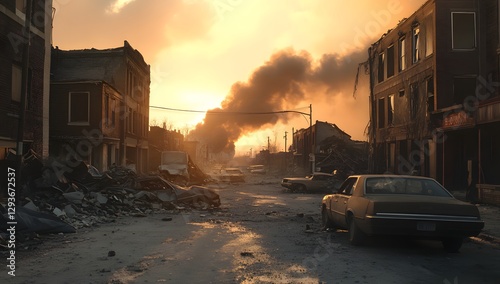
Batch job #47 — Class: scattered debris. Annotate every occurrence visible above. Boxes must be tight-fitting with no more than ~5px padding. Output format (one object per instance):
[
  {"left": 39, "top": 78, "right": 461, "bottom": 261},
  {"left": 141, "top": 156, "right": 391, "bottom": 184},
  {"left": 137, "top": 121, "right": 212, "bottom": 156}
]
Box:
[
  {"left": 240, "top": 251, "right": 254, "bottom": 257},
  {"left": 0, "top": 152, "right": 223, "bottom": 251}
]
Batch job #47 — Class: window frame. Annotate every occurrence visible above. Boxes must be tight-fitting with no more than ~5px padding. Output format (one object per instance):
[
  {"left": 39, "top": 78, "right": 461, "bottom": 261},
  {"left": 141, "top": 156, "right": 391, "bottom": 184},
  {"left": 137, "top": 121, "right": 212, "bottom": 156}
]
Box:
[
  {"left": 451, "top": 12, "right": 476, "bottom": 50},
  {"left": 68, "top": 91, "right": 90, "bottom": 125},
  {"left": 388, "top": 94, "right": 394, "bottom": 126},
  {"left": 378, "top": 52, "right": 385, "bottom": 83},
  {"left": 412, "top": 25, "right": 420, "bottom": 63},
  {"left": 378, "top": 97, "right": 386, "bottom": 129},
  {"left": 11, "top": 64, "right": 22, "bottom": 102},
  {"left": 387, "top": 45, "right": 395, "bottom": 78},
  {"left": 399, "top": 37, "right": 407, "bottom": 71}
]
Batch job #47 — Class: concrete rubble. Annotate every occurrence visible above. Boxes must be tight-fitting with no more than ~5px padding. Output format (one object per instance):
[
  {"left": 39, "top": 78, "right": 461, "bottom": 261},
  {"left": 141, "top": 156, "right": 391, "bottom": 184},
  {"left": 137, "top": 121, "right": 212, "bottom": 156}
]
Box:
[{"left": 0, "top": 153, "right": 221, "bottom": 250}]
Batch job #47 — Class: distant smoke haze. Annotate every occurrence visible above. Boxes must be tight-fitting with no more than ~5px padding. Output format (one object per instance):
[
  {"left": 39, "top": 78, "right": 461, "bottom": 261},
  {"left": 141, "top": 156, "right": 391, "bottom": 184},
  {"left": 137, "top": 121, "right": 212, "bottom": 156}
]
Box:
[{"left": 188, "top": 48, "right": 368, "bottom": 154}]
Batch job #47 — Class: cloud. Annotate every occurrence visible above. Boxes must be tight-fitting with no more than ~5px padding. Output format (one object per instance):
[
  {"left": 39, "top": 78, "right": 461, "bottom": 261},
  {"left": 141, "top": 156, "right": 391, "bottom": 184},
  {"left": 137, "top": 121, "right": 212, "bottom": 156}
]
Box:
[{"left": 106, "top": 0, "right": 136, "bottom": 14}]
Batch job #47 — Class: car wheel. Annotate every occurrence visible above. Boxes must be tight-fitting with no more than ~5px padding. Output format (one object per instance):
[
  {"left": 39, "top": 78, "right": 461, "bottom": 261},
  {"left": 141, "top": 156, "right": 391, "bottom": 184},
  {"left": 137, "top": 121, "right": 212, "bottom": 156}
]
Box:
[
  {"left": 321, "top": 207, "right": 335, "bottom": 230},
  {"left": 294, "top": 184, "right": 306, "bottom": 192},
  {"left": 442, "top": 237, "right": 463, "bottom": 253},
  {"left": 348, "top": 215, "right": 365, "bottom": 245}
]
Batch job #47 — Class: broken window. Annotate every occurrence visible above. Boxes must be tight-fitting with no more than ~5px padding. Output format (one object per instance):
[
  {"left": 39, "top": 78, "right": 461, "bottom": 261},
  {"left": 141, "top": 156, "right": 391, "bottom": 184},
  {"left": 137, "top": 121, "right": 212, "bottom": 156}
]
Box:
[
  {"left": 399, "top": 37, "right": 406, "bottom": 71},
  {"left": 68, "top": 92, "right": 90, "bottom": 124},
  {"left": 388, "top": 94, "right": 394, "bottom": 125},
  {"left": 378, "top": 97, "right": 385, "bottom": 129},
  {"left": 427, "top": 77, "right": 434, "bottom": 114},
  {"left": 453, "top": 77, "right": 476, "bottom": 105},
  {"left": 110, "top": 98, "right": 116, "bottom": 127},
  {"left": 425, "top": 15, "right": 434, "bottom": 56},
  {"left": 11, "top": 64, "right": 22, "bottom": 102},
  {"left": 378, "top": 52, "right": 385, "bottom": 83},
  {"left": 387, "top": 45, "right": 395, "bottom": 78},
  {"left": 452, "top": 12, "right": 476, "bottom": 50},
  {"left": 412, "top": 25, "right": 420, "bottom": 63}
]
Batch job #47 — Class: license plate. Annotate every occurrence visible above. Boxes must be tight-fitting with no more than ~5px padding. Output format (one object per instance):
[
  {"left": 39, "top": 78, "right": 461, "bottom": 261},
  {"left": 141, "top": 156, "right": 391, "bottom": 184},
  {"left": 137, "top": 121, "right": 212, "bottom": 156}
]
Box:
[{"left": 417, "top": 222, "right": 436, "bottom": 232}]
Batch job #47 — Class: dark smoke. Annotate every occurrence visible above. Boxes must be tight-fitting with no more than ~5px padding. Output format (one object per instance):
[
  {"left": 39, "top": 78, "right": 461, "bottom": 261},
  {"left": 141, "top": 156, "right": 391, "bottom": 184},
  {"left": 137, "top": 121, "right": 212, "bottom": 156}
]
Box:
[{"left": 188, "top": 48, "right": 367, "bottom": 154}]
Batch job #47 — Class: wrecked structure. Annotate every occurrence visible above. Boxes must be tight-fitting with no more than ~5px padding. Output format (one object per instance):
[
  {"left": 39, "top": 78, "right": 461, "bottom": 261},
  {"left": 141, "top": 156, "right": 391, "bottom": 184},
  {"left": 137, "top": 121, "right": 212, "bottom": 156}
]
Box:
[
  {"left": 366, "top": 0, "right": 500, "bottom": 203},
  {"left": 291, "top": 121, "right": 368, "bottom": 175},
  {"left": 50, "top": 41, "right": 150, "bottom": 173}
]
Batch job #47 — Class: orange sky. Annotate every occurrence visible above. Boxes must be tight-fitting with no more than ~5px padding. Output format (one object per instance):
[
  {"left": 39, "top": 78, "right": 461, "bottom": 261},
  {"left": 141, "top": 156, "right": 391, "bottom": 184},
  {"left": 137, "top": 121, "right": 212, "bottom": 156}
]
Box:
[{"left": 52, "top": 0, "right": 427, "bottom": 155}]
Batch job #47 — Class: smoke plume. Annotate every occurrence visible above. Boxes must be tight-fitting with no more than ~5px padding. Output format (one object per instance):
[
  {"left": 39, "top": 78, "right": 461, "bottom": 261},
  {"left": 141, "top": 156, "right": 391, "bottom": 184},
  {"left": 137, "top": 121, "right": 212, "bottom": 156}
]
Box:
[{"left": 188, "top": 48, "right": 367, "bottom": 154}]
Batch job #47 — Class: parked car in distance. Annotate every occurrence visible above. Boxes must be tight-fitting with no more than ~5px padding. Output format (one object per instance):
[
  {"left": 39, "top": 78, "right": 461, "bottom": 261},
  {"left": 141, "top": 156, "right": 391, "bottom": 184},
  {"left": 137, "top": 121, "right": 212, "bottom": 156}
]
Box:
[
  {"left": 248, "top": 164, "right": 266, "bottom": 174},
  {"left": 321, "top": 174, "right": 484, "bottom": 252},
  {"left": 218, "top": 168, "right": 245, "bottom": 183},
  {"left": 281, "top": 172, "right": 338, "bottom": 192}
]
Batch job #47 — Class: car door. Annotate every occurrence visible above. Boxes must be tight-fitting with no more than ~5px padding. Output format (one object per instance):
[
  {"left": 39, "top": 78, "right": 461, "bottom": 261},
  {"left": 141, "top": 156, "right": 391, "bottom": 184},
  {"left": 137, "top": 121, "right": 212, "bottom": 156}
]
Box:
[
  {"left": 331, "top": 177, "right": 357, "bottom": 227},
  {"left": 311, "top": 174, "right": 331, "bottom": 191}
]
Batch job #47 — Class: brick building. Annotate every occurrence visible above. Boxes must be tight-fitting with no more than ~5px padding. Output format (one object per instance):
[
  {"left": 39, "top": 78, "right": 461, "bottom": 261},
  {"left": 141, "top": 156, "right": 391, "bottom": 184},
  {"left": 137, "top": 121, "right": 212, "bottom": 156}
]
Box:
[
  {"left": 50, "top": 41, "right": 150, "bottom": 173},
  {"left": 0, "top": 0, "right": 52, "bottom": 158},
  {"left": 49, "top": 81, "right": 123, "bottom": 172},
  {"left": 368, "top": 0, "right": 500, "bottom": 195}
]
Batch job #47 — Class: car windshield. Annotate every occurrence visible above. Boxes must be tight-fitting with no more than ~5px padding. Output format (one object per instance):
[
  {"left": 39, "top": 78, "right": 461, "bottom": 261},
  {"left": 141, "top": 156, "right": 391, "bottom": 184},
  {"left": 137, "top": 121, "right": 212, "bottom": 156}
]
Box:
[{"left": 365, "top": 177, "right": 452, "bottom": 197}]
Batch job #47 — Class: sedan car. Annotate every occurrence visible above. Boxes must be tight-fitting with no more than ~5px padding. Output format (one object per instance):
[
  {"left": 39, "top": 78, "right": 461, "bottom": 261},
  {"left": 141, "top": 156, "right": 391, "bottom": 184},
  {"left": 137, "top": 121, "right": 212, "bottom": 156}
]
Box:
[
  {"left": 248, "top": 165, "right": 266, "bottom": 174},
  {"left": 281, "top": 172, "right": 338, "bottom": 192},
  {"left": 218, "top": 168, "right": 245, "bottom": 183},
  {"left": 321, "top": 175, "right": 484, "bottom": 252}
]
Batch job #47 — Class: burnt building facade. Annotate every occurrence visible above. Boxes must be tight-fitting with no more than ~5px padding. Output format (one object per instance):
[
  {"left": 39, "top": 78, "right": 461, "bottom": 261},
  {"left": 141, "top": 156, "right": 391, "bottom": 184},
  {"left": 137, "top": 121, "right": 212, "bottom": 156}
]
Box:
[
  {"left": 50, "top": 41, "right": 150, "bottom": 173},
  {"left": 49, "top": 81, "right": 123, "bottom": 172},
  {"left": 0, "top": 0, "right": 52, "bottom": 158},
  {"left": 368, "top": 0, "right": 500, "bottom": 195}
]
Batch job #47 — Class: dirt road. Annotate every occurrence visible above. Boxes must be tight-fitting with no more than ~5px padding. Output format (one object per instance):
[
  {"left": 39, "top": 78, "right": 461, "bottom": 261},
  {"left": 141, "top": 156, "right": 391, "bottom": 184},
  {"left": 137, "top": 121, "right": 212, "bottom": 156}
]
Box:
[{"left": 3, "top": 175, "right": 500, "bottom": 283}]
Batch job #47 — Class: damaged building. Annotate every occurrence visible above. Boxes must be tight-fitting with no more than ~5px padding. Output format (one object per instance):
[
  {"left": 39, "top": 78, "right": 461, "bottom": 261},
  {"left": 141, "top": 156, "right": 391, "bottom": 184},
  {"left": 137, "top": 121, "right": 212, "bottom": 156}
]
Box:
[
  {"left": 292, "top": 120, "right": 368, "bottom": 175},
  {"left": 367, "top": 0, "right": 500, "bottom": 202},
  {"left": 50, "top": 41, "right": 151, "bottom": 173}
]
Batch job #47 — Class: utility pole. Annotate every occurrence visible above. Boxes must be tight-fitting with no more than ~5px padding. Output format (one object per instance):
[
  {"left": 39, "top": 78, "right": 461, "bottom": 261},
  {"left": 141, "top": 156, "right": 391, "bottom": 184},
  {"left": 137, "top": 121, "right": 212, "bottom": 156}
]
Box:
[
  {"left": 309, "top": 104, "right": 315, "bottom": 173},
  {"left": 284, "top": 131, "right": 287, "bottom": 152}
]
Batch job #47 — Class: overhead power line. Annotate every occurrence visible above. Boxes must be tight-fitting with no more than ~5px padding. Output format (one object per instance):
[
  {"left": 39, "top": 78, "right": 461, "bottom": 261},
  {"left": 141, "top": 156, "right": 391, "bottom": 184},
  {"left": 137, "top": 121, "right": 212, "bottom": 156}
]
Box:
[{"left": 149, "top": 105, "right": 310, "bottom": 116}]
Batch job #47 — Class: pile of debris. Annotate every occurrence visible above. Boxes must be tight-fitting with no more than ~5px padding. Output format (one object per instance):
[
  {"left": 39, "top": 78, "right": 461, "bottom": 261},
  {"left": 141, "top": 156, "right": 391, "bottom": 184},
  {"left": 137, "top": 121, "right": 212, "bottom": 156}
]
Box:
[
  {"left": 316, "top": 136, "right": 369, "bottom": 177},
  {"left": 0, "top": 152, "right": 221, "bottom": 248}
]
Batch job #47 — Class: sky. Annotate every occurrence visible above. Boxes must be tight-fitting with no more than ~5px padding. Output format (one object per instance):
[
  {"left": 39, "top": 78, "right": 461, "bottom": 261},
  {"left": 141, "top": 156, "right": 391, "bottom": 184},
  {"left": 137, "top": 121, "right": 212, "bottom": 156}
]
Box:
[{"left": 51, "top": 0, "right": 427, "bottom": 156}]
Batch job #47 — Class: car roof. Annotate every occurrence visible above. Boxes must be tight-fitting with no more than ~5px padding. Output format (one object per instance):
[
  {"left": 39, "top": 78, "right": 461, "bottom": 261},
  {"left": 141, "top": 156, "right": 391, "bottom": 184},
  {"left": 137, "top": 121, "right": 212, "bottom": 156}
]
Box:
[
  {"left": 349, "top": 174, "right": 436, "bottom": 180},
  {"left": 313, "top": 172, "right": 333, "bottom": 176}
]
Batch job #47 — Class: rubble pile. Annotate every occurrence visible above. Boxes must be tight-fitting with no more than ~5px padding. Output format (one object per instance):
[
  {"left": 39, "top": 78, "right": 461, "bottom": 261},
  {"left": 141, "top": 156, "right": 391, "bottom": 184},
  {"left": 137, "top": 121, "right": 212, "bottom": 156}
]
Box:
[
  {"left": 316, "top": 136, "right": 369, "bottom": 176},
  {"left": 1, "top": 153, "right": 221, "bottom": 249}
]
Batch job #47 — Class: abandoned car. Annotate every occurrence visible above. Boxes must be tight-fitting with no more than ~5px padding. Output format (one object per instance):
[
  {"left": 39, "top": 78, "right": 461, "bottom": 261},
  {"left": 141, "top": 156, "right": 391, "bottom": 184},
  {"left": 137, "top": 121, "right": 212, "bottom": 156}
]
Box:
[
  {"left": 218, "top": 168, "right": 245, "bottom": 183},
  {"left": 248, "top": 164, "right": 266, "bottom": 174},
  {"left": 128, "top": 175, "right": 221, "bottom": 208},
  {"left": 281, "top": 172, "right": 338, "bottom": 192},
  {"left": 321, "top": 175, "right": 484, "bottom": 252}
]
